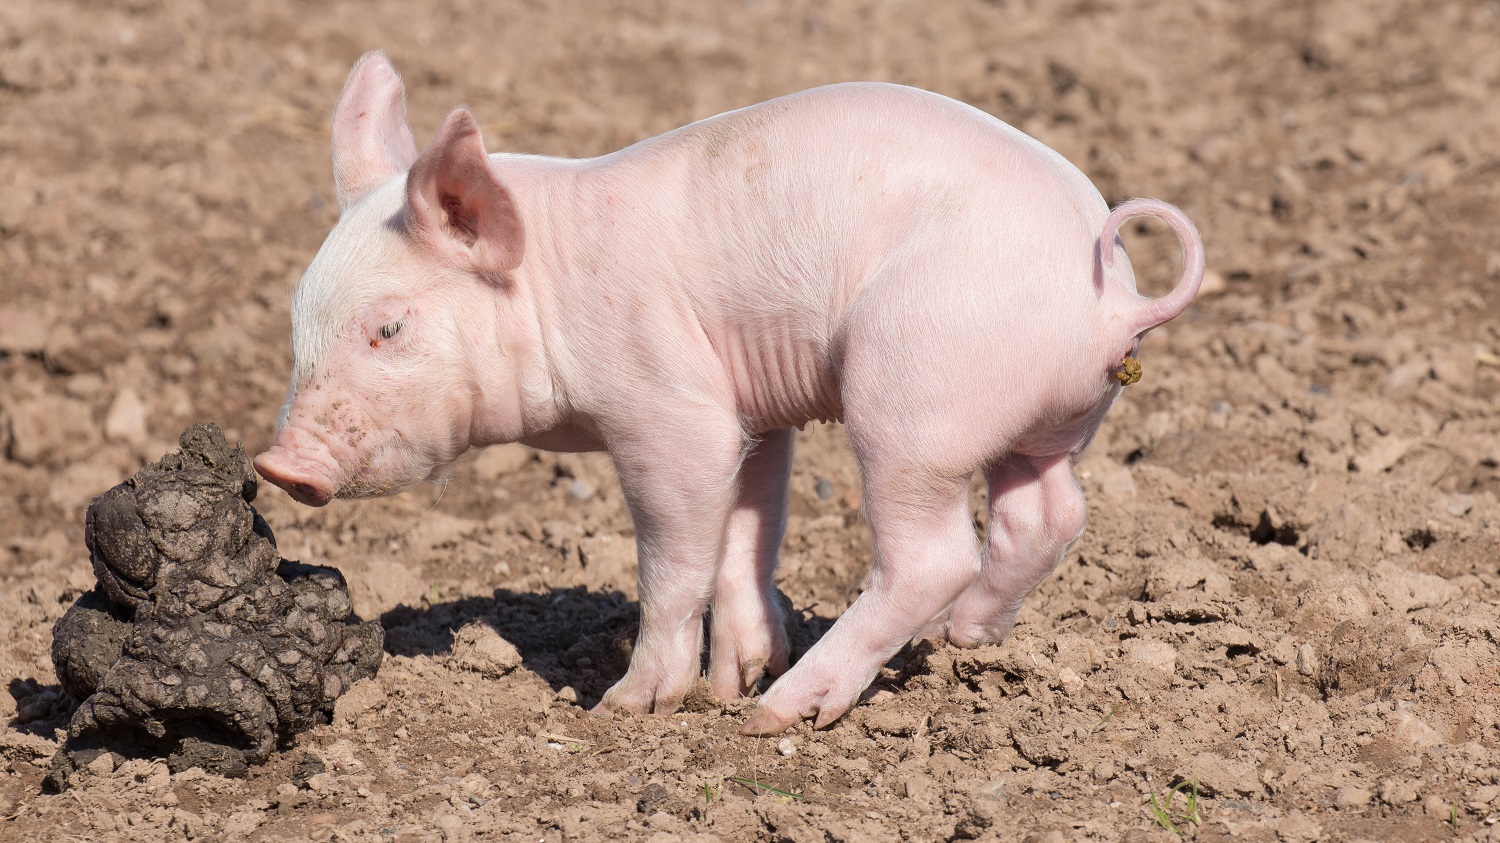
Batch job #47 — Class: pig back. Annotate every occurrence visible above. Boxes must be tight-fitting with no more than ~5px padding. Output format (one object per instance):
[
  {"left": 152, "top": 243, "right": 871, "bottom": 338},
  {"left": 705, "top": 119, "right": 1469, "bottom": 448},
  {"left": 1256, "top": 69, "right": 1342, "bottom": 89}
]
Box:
[{"left": 550, "top": 83, "right": 1117, "bottom": 431}]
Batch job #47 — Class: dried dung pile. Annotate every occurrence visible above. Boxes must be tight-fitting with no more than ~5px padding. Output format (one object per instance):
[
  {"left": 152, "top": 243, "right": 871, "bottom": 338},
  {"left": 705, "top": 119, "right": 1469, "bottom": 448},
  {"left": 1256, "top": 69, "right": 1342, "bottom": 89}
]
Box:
[{"left": 46, "top": 424, "right": 383, "bottom": 791}]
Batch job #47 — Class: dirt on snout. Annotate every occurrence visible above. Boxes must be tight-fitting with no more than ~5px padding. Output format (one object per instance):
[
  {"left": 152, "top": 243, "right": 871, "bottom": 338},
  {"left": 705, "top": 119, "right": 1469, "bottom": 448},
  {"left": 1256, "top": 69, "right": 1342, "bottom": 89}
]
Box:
[
  {"left": 1, "top": 0, "right": 1500, "bottom": 840},
  {"left": 46, "top": 425, "right": 383, "bottom": 791}
]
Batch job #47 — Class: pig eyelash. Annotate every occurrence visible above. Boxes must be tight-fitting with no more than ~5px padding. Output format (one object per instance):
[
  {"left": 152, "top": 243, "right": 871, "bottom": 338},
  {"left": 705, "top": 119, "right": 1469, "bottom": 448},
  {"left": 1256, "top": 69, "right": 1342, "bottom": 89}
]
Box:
[
  {"left": 378, "top": 318, "right": 406, "bottom": 340},
  {"left": 369, "top": 317, "right": 406, "bottom": 349}
]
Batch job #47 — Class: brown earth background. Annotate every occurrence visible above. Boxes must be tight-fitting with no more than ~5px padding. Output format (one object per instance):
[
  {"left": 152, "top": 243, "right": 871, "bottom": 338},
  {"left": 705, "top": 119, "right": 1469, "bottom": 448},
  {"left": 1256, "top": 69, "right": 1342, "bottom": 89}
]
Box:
[{"left": 3, "top": 0, "right": 1500, "bottom": 840}]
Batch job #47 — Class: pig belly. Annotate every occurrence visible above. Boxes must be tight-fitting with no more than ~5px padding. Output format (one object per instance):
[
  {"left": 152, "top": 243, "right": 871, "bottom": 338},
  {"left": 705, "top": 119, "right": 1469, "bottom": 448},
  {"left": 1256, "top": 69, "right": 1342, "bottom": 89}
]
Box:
[{"left": 716, "top": 319, "right": 843, "bottom": 431}]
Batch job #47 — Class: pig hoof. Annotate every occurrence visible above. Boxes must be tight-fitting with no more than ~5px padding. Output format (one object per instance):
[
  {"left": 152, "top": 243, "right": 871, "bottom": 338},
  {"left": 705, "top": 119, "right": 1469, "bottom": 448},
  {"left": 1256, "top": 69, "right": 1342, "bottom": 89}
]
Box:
[
  {"left": 741, "top": 705, "right": 801, "bottom": 736},
  {"left": 597, "top": 681, "right": 686, "bottom": 716},
  {"left": 740, "top": 660, "right": 768, "bottom": 692},
  {"left": 708, "top": 639, "right": 790, "bottom": 699},
  {"left": 708, "top": 592, "right": 792, "bottom": 698},
  {"left": 947, "top": 630, "right": 990, "bottom": 649},
  {"left": 918, "top": 609, "right": 1015, "bottom": 649},
  {"left": 927, "top": 624, "right": 1011, "bottom": 649},
  {"left": 709, "top": 659, "right": 762, "bottom": 700},
  {"left": 740, "top": 697, "right": 852, "bottom": 735},
  {"left": 741, "top": 683, "right": 858, "bottom": 735}
]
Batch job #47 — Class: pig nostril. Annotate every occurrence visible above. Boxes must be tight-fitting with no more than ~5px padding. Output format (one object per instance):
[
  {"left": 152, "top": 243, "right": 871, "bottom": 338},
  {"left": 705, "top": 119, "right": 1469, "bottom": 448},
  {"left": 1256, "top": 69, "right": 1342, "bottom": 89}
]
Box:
[{"left": 292, "top": 482, "right": 320, "bottom": 499}]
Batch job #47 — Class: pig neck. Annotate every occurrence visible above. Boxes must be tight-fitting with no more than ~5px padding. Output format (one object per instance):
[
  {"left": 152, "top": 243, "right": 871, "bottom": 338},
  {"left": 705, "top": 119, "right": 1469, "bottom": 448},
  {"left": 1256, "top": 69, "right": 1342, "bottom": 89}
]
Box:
[{"left": 468, "top": 154, "right": 602, "bottom": 452}]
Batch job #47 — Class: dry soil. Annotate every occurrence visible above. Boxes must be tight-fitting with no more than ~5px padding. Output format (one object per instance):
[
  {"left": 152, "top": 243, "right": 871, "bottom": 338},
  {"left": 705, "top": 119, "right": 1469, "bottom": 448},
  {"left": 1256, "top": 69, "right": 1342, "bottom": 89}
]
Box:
[{"left": 2, "top": 0, "right": 1499, "bottom": 841}]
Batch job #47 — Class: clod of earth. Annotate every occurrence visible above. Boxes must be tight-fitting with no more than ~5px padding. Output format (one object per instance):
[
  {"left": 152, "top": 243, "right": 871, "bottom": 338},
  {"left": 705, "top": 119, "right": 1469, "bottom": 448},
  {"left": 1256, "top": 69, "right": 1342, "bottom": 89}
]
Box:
[{"left": 46, "top": 424, "right": 384, "bottom": 792}]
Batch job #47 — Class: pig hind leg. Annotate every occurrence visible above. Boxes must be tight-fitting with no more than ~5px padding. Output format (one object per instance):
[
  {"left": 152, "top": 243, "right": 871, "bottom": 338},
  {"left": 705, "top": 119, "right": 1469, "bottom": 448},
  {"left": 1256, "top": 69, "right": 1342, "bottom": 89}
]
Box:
[
  {"left": 743, "top": 270, "right": 1012, "bottom": 733},
  {"left": 743, "top": 442, "right": 980, "bottom": 734},
  {"left": 596, "top": 408, "right": 745, "bottom": 715},
  {"left": 708, "top": 427, "right": 793, "bottom": 698},
  {"left": 922, "top": 453, "right": 1086, "bottom": 647}
]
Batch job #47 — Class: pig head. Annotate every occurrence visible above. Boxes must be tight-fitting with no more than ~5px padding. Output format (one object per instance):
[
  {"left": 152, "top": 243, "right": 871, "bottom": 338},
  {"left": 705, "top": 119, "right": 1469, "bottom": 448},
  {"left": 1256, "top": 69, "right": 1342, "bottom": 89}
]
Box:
[{"left": 254, "top": 55, "right": 556, "bottom": 506}]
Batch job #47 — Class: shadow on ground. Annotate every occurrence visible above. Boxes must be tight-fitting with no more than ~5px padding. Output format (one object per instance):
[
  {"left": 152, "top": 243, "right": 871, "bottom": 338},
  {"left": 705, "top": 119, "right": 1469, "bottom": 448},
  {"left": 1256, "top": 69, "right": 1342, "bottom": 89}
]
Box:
[
  {"left": 5, "top": 678, "right": 74, "bottom": 740},
  {"left": 378, "top": 588, "right": 843, "bottom": 709}
]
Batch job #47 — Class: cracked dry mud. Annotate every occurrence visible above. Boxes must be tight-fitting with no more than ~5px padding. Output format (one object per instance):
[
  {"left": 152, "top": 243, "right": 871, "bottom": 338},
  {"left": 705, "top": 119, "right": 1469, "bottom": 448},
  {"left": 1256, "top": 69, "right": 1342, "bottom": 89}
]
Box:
[{"left": 46, "top": 425, "right": 383, "bottom": 790}]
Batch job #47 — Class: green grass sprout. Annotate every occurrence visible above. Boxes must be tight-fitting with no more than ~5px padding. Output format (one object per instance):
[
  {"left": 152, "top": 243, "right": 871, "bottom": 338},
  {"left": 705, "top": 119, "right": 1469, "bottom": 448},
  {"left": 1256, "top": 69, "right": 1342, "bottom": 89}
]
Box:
[
  {"left": 729, "top": 776, "right": 803, "bottom": 801},
  {"left": 1148, "top": 776, "right": 1201, "bottom": 836},
  {"left": 1091, "top": 704, "right": 1121, "bottom": 733}
]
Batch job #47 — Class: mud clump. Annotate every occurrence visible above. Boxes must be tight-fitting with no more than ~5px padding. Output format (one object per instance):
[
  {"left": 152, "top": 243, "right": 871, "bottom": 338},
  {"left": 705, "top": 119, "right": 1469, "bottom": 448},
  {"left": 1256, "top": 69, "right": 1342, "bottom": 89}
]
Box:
[{"left": 46, "top": 424, "right": 383, "bottom": 791}]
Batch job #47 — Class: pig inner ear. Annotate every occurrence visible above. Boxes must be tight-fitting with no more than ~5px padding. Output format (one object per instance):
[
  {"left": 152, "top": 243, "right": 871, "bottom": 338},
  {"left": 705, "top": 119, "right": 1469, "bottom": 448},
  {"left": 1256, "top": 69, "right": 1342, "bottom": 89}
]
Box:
[
  {"left": 405, "top": 108, "right": 524, "bottom": 274},
  {"left": 331, "top": 51, "right": 419, "bottom": 212}
]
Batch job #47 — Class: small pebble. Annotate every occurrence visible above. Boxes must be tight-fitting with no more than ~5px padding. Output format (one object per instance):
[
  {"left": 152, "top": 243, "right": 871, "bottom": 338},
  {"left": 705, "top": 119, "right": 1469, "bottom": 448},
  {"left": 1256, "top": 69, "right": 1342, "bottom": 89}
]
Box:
[
  {"left": 567, "top": 480, "right": 594, "bottom": 500},
  {"left": 1380, "top": 778, "right": 1420, "bottom": 806},
  {"left": 777, "top": 737, "right": 795, "bottom": 757},
  {"left": 1296, "top": 643, "right": 1316, "bottom": 676},
  {"left": 1442, "top": 494, "right": 1475, "bottom": 517},
  {"left": 1335, "top": 787, "right": 1372, "bottom": 809},
  {"left": 85, "top": 753, "right": 117, "bottom": 776},
  {"left": 814, "top": 478, "right": 834, "bottom": 500},
  {"left": 1057, "top": 667, "right": 1084, "bottom": 693},
  {"left": 14, "top": 698, "right": 50, "bottom": 724},
  {"left": 1422, "top": 794, "right": 1451, "bottom": 817},
  {"left": 103, "top": 387, "right": 149, "bottom": 447}
]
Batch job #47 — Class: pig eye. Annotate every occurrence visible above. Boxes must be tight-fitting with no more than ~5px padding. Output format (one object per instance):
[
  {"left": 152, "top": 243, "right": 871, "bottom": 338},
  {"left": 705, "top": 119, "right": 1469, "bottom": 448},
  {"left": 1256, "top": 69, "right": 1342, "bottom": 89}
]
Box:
[{"left": 378, "top": 319, "right": 405, "bottom": 340}]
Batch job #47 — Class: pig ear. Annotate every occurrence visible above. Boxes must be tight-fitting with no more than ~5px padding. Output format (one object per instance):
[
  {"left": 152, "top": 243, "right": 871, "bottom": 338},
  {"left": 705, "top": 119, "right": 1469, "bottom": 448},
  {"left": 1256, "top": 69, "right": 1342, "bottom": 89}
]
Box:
[
  {"left": 404, "top": 108, "right": 524, "bottom": 273},
  {"left": 331, "top": 51, "right": 420, "bottom": 212}
]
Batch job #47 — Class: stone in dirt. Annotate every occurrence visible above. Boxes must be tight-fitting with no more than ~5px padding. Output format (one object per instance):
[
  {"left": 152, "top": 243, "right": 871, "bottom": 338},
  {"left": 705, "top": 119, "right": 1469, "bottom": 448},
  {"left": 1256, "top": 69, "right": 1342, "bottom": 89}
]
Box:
[
  {"left": 446, "top": 621, "right": 523, "bottom": 678},
  {"left": 46, "top": 424, "right": 384, "bottom": 792}
]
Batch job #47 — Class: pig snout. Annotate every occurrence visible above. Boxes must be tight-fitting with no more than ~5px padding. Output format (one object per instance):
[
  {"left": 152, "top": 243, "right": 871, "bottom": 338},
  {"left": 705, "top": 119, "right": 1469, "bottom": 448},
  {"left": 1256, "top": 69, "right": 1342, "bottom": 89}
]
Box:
[{"left": 253, "top": 434, "right": 341, "bottom": 507}]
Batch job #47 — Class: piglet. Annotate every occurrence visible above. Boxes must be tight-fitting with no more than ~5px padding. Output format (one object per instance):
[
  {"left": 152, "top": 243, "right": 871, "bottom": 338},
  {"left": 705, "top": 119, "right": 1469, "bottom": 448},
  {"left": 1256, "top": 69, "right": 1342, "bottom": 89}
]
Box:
[{"left": 254, "top": 52, "right": 1204, "bottom": 735}]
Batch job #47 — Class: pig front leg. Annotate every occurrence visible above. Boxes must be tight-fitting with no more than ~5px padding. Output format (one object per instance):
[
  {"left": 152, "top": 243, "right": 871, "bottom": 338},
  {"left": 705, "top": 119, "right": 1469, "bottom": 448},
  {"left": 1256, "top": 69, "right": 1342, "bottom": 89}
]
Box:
[
  {"left": 708, "top": 427, "right": 793, "bottom": 698},
  {"left": 595, "top": 410, "right": 745, "bottom": 715},
  {"left": 921, "top": 453, "right": 1086, "bottom": 647}
]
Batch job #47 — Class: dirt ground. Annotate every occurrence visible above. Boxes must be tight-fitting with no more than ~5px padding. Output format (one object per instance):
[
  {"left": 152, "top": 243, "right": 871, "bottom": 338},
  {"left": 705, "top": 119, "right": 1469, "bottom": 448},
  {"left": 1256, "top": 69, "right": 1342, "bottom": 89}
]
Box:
[{"left": 2, "top": 0, "right": 1499, "bottom": 840}]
